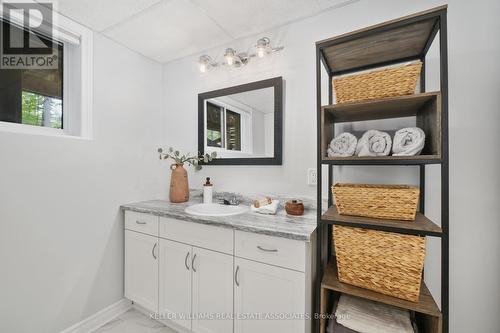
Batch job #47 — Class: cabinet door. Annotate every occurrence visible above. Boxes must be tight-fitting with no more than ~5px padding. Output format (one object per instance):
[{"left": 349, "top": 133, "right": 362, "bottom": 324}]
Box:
[
  {"left": 124, "top": 230, "right": 158, "bottom": 312},
  {"left": 159, "top": 239, "right": 192, "bottom": 331},
  {"left": 192, "top": 247, "right": 233, "bottom": 333},
  {"left": 234, "top": 257, "right": 305, "bottom": 333}
]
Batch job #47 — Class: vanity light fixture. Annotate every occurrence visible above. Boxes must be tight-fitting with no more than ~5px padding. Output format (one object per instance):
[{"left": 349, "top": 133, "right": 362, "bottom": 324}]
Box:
[
  {"left": 224, "top": 48, "right": 236, "bottom": 66},
  {"left": 198, "top": 55, "right": 217, "bottom": 73},
  {"left": 256, "top": 37, "right": 284, "bottom": 58},
  {"left": 256, "top": 37, "right": 270, "bottom": 58},
  {"left": 198, "top": 37, "right": 284, "bottom": 72},
  {"left": 224, "top": 48, "right": 250, "bottom": 67}
]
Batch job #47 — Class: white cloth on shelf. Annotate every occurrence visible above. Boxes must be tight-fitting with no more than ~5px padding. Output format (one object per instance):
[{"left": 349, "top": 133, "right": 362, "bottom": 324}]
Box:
[
  {"left": 355, "top": 130, "right": 392, "bottom": 157},
  {"left": 327, "top": 132, "right": 358, "bottom": 157},
  {"left": 392, "top": 127, "right": 426, "bottom": 156},
  {"left": 251, "top": 200, "right": 279, "bottom": 215},
  {"left": 335, "top": 295, "right": 414, "bottom": 333}
]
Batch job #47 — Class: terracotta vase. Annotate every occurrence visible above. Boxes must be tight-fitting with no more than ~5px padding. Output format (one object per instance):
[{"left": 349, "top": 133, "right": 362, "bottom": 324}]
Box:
[{"left": 169, "top": 164, "right": 189, "bottom": 203}]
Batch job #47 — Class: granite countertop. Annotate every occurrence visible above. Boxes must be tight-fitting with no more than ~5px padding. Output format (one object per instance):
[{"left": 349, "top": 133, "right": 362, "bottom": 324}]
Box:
[{"left": 121, "top": 192, "right": 317, "bottom": 241}]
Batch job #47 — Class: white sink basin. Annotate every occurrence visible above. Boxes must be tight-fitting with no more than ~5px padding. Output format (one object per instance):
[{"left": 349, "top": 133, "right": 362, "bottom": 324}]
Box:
[{"left": 185, "top": 203, "right": 249, "bottom": 217}]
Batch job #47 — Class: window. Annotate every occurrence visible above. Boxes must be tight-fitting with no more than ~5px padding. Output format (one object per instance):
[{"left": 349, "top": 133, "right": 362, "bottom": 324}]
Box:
[
  {"left": 21, "top": 91, "right": 62, "bottom": 128},
  {"left": 205, "top": 99, "right": 250, "bottom": 154},
  {"left": 0, "top": 4, "right": 93, "bottom": 138},
  {"left": 226, "top": 110, "right": 241, "bottom": 151},
  {"left": 0, "top": 21, "right": 64, "bottom": 129},
  {"left": 206, "top": 102, "right": 223, "bottom": 148}
]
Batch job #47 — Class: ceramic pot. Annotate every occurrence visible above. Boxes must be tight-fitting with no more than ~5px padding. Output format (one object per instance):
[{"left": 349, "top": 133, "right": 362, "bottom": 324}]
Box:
[{"left": 169, "top": 164, "right": 189, "bottom": 203}]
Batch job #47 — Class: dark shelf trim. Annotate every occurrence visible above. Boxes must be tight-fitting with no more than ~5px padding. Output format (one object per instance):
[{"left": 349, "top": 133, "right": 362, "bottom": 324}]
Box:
[
  {"left": 321, "top": 91, "right": 440, "bottom": 114},
  {"left": 421, "top": 18, "right": 441, "bottom": 57},
  {"left": 316, "top": 6, "right": 447, "bottom": 74},
  {"left": 321, "top": 206, "right": 442, "bottom": 237},
  {"left": 321, "top": 157, "right": 442, "bottom": 166},
  {"left": 319, "top": 49, "right": 332, "bottom": 76},
  {"left": 319, "top": 219, "right": 442, "bottom": 237}
]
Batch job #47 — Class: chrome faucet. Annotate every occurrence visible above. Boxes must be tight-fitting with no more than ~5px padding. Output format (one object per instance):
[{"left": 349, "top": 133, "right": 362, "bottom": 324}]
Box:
[{"left": 219, "top": 195, "right": 240, "bottom": 206}]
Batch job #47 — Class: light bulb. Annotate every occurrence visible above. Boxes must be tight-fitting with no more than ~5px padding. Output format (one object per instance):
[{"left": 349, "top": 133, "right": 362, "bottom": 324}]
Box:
[
  {"left": 198, "top": 55, "right": 212, "bottom": 73},
  {"left": 256, "top": 37, "right": 270, "bottom": 58},
  {"left": 224, "top": 48, "right": 236, "bottom": 66},
  {"left": 257, "top": 47, "right": 266, "bottom": 58}
]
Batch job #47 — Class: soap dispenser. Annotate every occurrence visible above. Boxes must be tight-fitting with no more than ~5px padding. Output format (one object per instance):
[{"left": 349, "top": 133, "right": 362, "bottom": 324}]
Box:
[{"left": 203, "top": 177, "right": 213, "bottom": 204}]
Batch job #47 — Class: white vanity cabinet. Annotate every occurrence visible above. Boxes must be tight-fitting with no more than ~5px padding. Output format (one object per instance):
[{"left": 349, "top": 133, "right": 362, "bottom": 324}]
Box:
[
  {"left": 234, "top": 230, "right": 310, "bottom": 333},
  {"left": 234, "top": 257, "right": 305, "bottom": 333},
  {"left": 191, "top": 247, "right": 233, "bottom": 333},
  {"left": 124, "top": 210, "right": 314, "bottom": 333},
  {"left": 124, "top": 229, "right": 159, "bottom": 313},
  {"left": 158, "top": 238, "right": 192, "bottom": 330},
  {"left": 157, "top": 238, "right": 234, "bottom": 333}
]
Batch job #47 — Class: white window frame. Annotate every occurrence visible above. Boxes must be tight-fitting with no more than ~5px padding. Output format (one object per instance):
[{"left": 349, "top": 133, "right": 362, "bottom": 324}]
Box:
[
  {"left": 0, "top": 3, "right": 93, "bottom": 139},
  {"left": 204, "top": 97, "right": 253, "bottom": 157}
]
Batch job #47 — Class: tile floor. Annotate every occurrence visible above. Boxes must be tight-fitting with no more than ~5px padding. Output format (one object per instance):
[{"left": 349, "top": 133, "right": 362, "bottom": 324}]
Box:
[{"left": 94, "top": 309, "right": 177, "bottom": 333}]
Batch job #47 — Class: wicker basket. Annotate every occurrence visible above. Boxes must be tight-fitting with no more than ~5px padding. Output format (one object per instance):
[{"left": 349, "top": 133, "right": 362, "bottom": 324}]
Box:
[
  {"left": 334, "top": 226, "right": 425, "bottom": 302},
  {"left": 333, "top": 62, "right": 422, "bottom": 104},
  {"left": 332, "top": 183, "right": 419, "bottom": 221}
]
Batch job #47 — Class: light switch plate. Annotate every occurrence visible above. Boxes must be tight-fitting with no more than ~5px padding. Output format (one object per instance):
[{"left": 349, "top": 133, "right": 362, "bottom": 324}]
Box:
[{"left": 307, "top": 168, "right": 317, "bottom": 186}]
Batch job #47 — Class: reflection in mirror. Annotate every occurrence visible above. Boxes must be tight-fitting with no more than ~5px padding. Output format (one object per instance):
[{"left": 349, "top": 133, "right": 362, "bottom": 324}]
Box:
[
  {"left": 199, "top": 77, "right": 282, "bottom": 165},
  {"left": 204, "top": 87, "right": 274, "bottom": 159}
]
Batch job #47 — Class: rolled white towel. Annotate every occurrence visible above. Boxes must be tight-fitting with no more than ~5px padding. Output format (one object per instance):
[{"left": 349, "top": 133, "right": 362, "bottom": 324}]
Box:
[
  {"left": 327, "top": 132, "right": 358, "bottom": 157},
  {"left": 356, "top": 130, "right": 392, "bottom": 157},
  {"left": 251, "top": 200, "right": 279, "bottom": 215},
  {"left": 392, "top": 127, "right": 426, "bottom": 156}
]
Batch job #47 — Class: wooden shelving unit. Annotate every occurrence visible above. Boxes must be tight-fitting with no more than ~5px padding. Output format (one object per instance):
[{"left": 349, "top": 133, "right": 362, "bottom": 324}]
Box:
[
  {"left": 321, "top": 92, "right": 442, "bottom": 163},
  {"left": 320, "top": 261, "right": 443, "bottom": 333},
  {"left": 321, "top": 206, "right": 442, "bottom": 237},
  {"left": 315, "top": 5, "right": 449, "bottom": 333}
]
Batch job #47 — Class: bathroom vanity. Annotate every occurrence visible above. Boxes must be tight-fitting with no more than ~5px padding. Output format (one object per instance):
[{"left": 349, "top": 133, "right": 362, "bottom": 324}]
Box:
[{"left": 121, "top": 197, "right": 316, "bottom": 333}]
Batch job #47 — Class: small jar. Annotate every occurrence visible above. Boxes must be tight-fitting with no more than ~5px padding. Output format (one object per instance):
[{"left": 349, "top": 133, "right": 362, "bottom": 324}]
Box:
[{"left": 285, "top": 200, "right": 304, "bottom": 216}]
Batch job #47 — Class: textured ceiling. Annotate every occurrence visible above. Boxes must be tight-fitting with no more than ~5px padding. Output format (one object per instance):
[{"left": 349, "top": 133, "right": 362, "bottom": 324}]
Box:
[{"left": 49, "top": 0, "right": 359, "bottom": 63}]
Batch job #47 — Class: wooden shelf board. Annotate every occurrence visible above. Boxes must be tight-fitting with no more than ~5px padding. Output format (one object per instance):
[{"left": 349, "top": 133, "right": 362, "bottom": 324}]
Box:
[
  {"left": 321, "top": 206, "right": 442, "bottom": 237},
  {"left": 317, "top": 6, "right": 445, "bottom": 74},
  {"left": 321, "top": 259, "right": 442, "bottom": 317},
  {"left": 321, "top": 155, "right": 442, "bottom": 165},
  {"left": 322, "top": 92, "right": 440, "bottom": 123}
]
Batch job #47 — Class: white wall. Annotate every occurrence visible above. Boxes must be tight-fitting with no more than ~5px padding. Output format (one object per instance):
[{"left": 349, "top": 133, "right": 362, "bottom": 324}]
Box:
[
  {"left": 252, "top": 110, "right": 266, "bottom": 156},
  {"left": 264, "top": 113, "right": 274, "bottom": 156},
  {"left": 162, "top": 1, "right": 500, "bottom": 332},
  {"left": 0, "top": 33, "right": 167, "bottom": 333}
]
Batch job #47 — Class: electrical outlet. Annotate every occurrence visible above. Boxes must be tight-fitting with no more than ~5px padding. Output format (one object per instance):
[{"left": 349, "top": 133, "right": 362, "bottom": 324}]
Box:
[{"left": 307, "top": 168, "right": 317, "bottom": 186}]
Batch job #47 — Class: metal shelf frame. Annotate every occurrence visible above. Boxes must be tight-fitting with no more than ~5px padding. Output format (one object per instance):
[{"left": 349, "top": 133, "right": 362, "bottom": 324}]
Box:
[{"left": 314, "top": 6, "right": 449, "bottom": 333}]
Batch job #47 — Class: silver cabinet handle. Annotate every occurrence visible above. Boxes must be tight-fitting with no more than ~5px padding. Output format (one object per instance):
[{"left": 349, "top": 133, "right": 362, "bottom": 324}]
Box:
[
  {"left": 192, "top": 254, "right": 197, "bottom": 272},
  {"left": 184, "top": 252, "right": 190, "bottom": 270},
  {"left": 257, "top": 245, "right": 278, "bottom": 252},
  {"left": 235, "top": 265, "right": 240, "bottom": 287},
  {"left": 152, "top": 243, "right": 157, "bottom": 259},
  {"left": 136, "top": 220, "right": 147, "bottom": 225}
]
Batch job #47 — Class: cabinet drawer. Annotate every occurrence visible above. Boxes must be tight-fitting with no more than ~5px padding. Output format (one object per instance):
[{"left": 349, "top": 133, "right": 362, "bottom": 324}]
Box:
[
  {"left": 159, "top": 217, "right": 233, "bottom": 255},
  {"left": 235, "top": 231, "right": 305, "bottom": 272},
  {"left": 125, "top": 211, "right": 159, "bottom": 236}
]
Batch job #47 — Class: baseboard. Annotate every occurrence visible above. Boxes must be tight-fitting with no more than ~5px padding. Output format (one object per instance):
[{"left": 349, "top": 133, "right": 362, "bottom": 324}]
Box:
[
  {"left": 133, "top": 303, "right": 190, "bottom": 333},
  {"left": 60, "top": 298, "right": 132, "bottom": 333}
]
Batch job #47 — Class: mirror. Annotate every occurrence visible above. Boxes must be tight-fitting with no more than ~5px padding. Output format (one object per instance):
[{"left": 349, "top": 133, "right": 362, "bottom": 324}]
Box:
[{"left": 198, "top": 77, "right": 283, "bottom": 165}]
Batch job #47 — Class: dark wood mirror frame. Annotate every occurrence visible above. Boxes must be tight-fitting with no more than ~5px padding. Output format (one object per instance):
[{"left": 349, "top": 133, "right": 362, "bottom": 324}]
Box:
[{"left": 198, "top": 76, "right": 283, "bottom": 165}]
